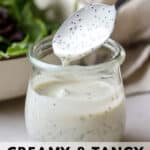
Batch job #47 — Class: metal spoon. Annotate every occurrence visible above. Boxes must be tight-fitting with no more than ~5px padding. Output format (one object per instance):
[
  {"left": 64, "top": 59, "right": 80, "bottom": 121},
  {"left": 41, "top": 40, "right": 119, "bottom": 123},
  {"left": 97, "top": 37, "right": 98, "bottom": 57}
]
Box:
[{"left": 52, "top": 0, "right": 127, "bottom": 64}]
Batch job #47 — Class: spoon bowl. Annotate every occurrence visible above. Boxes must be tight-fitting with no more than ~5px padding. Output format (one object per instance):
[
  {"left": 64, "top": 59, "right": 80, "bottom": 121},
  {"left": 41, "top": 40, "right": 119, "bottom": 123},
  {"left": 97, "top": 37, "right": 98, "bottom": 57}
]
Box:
[{"left": 52, "top": 3, "right": 116, "bottom": 64}]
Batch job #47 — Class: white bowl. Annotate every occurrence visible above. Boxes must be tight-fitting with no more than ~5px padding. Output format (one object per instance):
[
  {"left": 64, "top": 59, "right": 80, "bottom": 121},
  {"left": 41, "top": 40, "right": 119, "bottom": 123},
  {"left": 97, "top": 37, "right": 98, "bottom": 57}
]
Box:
[{"left": 0, "top": 56, "right": 31, "bottom": 101}]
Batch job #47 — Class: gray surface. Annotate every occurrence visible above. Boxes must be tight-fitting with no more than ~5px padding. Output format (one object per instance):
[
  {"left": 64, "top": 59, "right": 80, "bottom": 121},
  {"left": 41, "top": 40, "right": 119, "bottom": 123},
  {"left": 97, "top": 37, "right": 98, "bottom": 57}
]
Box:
[{"left": 0, "top": 94, "right": 149, "bottom": 141}]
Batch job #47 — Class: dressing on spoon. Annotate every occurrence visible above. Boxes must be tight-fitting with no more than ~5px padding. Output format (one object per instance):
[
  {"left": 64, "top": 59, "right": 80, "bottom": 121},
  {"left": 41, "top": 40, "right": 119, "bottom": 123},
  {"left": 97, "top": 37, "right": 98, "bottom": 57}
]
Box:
[{"left": 52, "top": 3, "right": 116, "bottom": 66}]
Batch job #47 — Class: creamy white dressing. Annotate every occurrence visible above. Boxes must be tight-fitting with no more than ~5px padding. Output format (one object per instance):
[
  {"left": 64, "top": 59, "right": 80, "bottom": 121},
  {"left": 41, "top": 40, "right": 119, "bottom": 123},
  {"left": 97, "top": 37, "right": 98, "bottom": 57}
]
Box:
[
  {"left": 25, "top": 74, "right": 125, "bottom": 141},
  {"left": 26, "top": 2, "right": 125, "bottom": 141},
  {"left": 52, "top": 3, "right": 116, "bottom": 65}
]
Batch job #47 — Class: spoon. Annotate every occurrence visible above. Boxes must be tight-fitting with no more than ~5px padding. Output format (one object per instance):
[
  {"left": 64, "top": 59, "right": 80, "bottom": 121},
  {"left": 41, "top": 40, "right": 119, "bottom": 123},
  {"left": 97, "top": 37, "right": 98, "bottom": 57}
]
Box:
[{"left": 52, "top": 0, "right": 127, "bottom": 64}]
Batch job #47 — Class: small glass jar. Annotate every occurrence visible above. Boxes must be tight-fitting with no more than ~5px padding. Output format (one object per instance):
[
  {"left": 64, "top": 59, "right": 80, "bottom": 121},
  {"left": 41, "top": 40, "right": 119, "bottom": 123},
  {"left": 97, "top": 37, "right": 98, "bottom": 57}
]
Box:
[{"left": 25, "top": 36, "right": 126, "bottom": 141}]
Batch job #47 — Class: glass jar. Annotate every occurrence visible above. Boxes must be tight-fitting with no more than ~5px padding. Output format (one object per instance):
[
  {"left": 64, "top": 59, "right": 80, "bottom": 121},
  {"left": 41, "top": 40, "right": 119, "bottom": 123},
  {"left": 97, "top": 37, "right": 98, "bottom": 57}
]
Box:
[{"left": 25, "top": 36, "right": 126, "bottom": 141}]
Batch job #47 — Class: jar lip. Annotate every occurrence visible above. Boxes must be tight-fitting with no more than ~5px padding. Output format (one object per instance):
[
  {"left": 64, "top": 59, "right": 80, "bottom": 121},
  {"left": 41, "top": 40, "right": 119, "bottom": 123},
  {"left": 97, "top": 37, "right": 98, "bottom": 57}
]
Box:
[{"left": 28, "top": 36, "right": 125, "bottom": 71}]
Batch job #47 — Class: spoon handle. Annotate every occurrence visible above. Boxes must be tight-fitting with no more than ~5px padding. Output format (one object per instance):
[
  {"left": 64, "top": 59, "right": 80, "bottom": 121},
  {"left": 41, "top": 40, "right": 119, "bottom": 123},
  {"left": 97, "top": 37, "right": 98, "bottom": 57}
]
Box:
[{"left": 115, "top": 0, "right": 129, "bottom": 10}]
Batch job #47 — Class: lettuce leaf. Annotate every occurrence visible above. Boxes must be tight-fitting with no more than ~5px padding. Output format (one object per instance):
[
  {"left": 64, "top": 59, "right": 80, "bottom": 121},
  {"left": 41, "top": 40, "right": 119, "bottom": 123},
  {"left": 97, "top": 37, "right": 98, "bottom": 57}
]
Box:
[
  {"left": 7, "top": 35, "right": 29, "bottom": 57},
  {"left": 0, "top": 51, "right": 9, "bottom": 59},
  {"left": 0, "top": 36, "right": 29, "bottom": 58},
  {"left": 0, "top": 0, "right": 58, "bottom": 59},
  {"left": 20, "top": 2, "right": 48, "bottom": 42}
]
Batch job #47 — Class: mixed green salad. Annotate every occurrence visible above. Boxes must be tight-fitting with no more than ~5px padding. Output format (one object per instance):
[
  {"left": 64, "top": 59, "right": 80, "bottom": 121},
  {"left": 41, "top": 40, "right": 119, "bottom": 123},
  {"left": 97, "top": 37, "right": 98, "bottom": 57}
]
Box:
[{"left": 0, "top": 0, "right": 59, "bottom": 59}]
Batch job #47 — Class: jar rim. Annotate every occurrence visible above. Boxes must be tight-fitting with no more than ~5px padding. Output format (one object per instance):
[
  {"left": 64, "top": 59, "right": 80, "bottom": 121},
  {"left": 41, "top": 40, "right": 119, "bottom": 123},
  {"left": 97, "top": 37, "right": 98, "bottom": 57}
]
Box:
[{"left": 28, "top": 35, "right": 125, "bottom": 71}]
